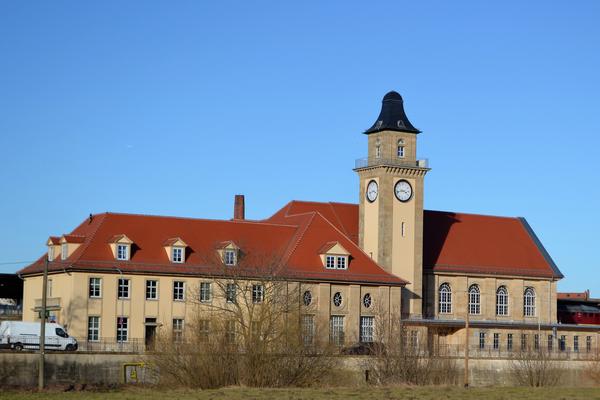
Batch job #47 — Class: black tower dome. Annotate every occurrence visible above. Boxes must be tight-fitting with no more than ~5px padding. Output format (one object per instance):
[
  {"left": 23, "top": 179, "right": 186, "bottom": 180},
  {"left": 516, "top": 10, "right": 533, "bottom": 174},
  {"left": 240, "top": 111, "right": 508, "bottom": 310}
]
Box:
[{"left": 365, "top": 91, "right": 421, "bottom": 134}]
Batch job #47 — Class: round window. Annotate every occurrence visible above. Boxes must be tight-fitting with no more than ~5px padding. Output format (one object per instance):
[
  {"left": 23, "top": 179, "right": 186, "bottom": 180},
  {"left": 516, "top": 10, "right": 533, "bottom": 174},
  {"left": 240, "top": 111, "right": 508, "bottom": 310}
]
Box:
[
  {"left": 363, "top": 293, "right": 372, "bottom": 308},
  {"left": 303, "top": 290, "right": 312, "bottom": 306},
  {"left": 333, "top": 292, "right": 343, "bottom": 307}
]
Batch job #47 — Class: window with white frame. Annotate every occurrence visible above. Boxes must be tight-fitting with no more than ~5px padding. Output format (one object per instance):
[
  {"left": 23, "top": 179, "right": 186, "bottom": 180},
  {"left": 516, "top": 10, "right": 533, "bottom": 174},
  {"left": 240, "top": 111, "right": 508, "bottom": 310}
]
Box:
[
  {"left": 146, "top": 280, "right": 158, "bottom": 300},
  {"left": 117, "top": 317, "right": 128, "bottom": 342},
  {"left": 224, "top": 249, "right": 236, "bottom": 266},
  {"left": 89, "top": 277, "right": 102, "bottom": 298},
  {"left": 87, "top": 316, "right": 100, "bottom": 342},
  {"left": 200, "top": 282, "right": 211, "bottom": 303},
  {"left": 336, "top": 256, "right": 347, "bottom": 270},
  {"left": 226, "top": 283, "right": 236, "bottom": 303},
  {"left": 117, "top": 278, "right": 130, "bottom": 299},
  {"left": 48, "top": 247, "right": 54, "bottom": 261},
  {"left": 173, "top": 319, "right": 184, "bottom": 343},
  {"left": 302, "top": 314, "right": 315, "bottom": 345},
  {"left": 252, "top": 284, "right": 264, "bottom": 303},
  {"left": 172, "top": 247, "right": 184, "bottom": 263},
  {"left": 397, "top": 139, "right": 405, "bottom": 158},
  {"left": 116, "top": 244, "right": 129, "bottom": 260},
  {"left": 534, "top": 334, "right": 540, "bottom": 350},
  {"left": 496, "top": 286, "right": 508, "bottom": 316},
  {"left": 198, "top": 319, "right": 210, "bottom": 342},
  {"left": 524, "top": 287, "right": 536, "bottom": 317},
  {"left": 330, "top": 315, "right": 344, "bottom": 346},
  {"left": 360, "top": 316, "right": 374, "bottom": 343},
  {"left": 439, "top": 283, "right": 452, "bottom": 314},
  {"left": 468, "top": 284, "right": 480, "bottom": 315},
  {"left": 325, "top": 255, "right": 336, "bottom": 269},
  {"left": 173, "top": 281, "right": 185, "bottom": 301},
  {"left": 47, "top": 279, "right": 53, "bottom": 297},
  {"left": 61, "top": 243, "right": 68, "bottom": 260}
]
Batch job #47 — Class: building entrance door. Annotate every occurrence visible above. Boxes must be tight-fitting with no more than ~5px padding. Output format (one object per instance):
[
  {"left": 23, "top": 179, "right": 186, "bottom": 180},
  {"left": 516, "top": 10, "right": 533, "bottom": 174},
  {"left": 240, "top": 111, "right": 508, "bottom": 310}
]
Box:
[{"left": 145, "top": 318, "right": 157, "bottom": 350}]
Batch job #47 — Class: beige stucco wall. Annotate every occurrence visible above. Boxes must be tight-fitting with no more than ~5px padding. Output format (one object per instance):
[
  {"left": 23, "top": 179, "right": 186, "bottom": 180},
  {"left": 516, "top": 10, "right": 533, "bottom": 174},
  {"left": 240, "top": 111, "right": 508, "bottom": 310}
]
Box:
[
  {"left": 424, "top": 273, "right": 558, "bottom": 324},
  {"left": 22, "top": 272, "right": 402, "bottom": 346}
]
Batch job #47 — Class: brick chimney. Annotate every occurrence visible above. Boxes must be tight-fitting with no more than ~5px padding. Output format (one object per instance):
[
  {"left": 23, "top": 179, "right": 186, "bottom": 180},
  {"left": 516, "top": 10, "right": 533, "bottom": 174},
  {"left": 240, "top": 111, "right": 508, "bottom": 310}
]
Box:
[{"left": 234, "top": 195, "right": 245, "bottom": 220}]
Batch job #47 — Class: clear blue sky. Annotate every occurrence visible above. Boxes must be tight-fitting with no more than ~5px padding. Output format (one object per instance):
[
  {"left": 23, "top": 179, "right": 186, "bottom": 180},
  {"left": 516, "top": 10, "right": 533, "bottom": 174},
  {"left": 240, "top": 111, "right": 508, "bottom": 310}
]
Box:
[{"left": 1, "top": 1, "right": 598, "bottom": 294}]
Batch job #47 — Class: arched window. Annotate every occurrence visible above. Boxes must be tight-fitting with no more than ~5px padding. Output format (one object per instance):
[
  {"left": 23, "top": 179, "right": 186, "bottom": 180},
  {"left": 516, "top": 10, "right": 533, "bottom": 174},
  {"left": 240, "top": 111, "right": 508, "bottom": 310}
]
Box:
[
  {"left": 397, "top": 139, "right": 405, "bottom": 158},
  {"left": 524, "top": 287, "right": 536, "bottom": 317},
  {"left": 439, "top": 283, "right": 452, "bottom": 314},
  {"left": 468, "top": 284, "right": 480, "bottom": 315},
  {"left": 496, "top": 286, "right": 508, "bottom": 316}
]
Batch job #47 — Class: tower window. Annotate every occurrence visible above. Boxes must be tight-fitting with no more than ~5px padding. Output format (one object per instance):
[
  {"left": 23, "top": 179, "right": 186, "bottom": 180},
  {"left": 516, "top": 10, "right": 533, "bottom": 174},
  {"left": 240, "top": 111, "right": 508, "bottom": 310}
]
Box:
[
  {"left": 375, "top": 145, "right": 381, "bottom": 159},
  {"left": 397, "top": 139, "right": 405, "bottom": 158}
]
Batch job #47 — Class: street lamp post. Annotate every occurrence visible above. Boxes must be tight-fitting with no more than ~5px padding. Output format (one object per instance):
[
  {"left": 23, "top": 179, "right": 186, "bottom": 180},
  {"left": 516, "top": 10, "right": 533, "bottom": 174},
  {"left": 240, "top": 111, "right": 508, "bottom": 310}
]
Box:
[{"left": 38, "top": 256, "right": 49, "bottom": 391}]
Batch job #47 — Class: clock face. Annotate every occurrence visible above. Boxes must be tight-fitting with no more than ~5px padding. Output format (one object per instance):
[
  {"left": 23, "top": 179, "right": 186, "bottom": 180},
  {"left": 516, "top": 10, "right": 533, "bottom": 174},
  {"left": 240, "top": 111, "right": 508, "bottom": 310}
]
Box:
[
  {"left": 394, "top": 180, "right": 413, "bottom": 202},
  {"left": 366, "top": 180, "right": 378, "bottom": 202}
]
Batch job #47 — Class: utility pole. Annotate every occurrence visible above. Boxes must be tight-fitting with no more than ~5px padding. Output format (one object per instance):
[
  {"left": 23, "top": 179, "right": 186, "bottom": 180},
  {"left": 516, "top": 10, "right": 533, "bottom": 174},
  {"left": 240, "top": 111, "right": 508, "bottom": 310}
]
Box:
[
  {"left": 38, "top": 256, "right": 49, "bottom": 391},
  {"left": 464, "top": 291, "right": 470, "bottom": 388}
]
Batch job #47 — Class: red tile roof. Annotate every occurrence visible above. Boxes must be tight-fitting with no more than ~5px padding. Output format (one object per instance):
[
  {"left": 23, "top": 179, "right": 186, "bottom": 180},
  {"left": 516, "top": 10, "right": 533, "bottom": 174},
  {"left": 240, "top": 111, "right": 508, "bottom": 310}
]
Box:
[
  {"left": 558, "top": 291, "right": 590, "bottom": 301},
  {"left": 20, "top": 211, "right": 405, "bottom": 286},
  {"left": 266, "top": 201, "right": 562, "bottom": 280}
]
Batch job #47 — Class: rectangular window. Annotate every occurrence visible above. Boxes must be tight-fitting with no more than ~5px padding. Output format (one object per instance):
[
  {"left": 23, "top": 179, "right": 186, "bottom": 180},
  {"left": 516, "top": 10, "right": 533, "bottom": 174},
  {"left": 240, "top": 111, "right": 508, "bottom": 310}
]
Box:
[
  {"left": 146, "top": 280, "right": 158, "bottom": 300},
  {"left": 534, "top": 334, "right": 540, "bottom": 350},
  {"left": 397, "top": 145, "right": 405, "bottom": 158},
  {"left": 117, "top": 244, "right": 129, "bottom": 260},
  {"left": 302, "top": 315, "right": 315, "bottom": 346},
  {"left": 252, "top": 284, "right": 264, "bottom": 303},
  {"left": 87, "top": 316, "right": 100, "bottom": 342},
  {"left": 47, "top": 279, "right": 53, "bottom": 297},
  {"left": 325, "top": 255, "right": 336, "bottom": 269},
  {"left": 587, "top": 336, "right": 592, "bottom": 352},
  {"left": 224, "top": 250, "right": 236, "bottom": 266},
  {"left": 61, "top": 243, "right": 68, "bottom": 260},
  {"left": 336, "top": 256, "right": 347, "bottom": 270},
  {"left": 547, "top": 335, "right": 553, "bottom": 351},
  {"left": 330, "top": 316, "right": 345, "bottom": 346},
  {"left": 200, "top": 282, "right": 211, "bottom": 303},
  {"left": 559, "top": 335, "right": 566, "bottom": 351},
  {"left": 360, "top": 316, "right": 374, "bottom": 343},
  {"left": 48, "top": 247, "right": 54, "bottom": 261},
  {"left": 198, "top": 319, "right": 210, "bottom": 342},
  {"left": 507, "top": 333, "right": 513, "bottom": 351},
  {"left": 117, "top": 278, "right": 130, "bottom": 299},
  {"left": 89, "top": 277, "right": 102, "bottom": 298},
  {"left": 574, "top": 336, "right": 579, "bottom": 352},
  {"left": 225, "top": 320, "right": 236, "bottom": 344},
  {"left": 493, "top": 333, "right": 500, "bottom": 350},
  {"left": 117, "top": 317, "right": 128, "bottom": 342},
  {"left": 521, "top": 334, "right": 528, "bottom": 351},
  {"left": 172, "top": 247, "right": 183, "bottom": 263},
  {"left": 173, "top": 281, "right": 185, "bottom": 301},
  {"left": 173, "top": 319, "right": 184, "bottom": 343},
  {"left": 226, "top": 283, "right": 236, "bottom": 303},
  {"left": 479, "top": 332, "right": 485, "bottom": 350}
]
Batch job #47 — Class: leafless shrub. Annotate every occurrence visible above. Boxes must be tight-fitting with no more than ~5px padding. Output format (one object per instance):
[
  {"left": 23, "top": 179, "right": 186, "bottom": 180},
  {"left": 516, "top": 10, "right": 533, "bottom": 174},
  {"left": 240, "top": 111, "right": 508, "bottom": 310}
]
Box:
[
  {"left": 510, "top": 344, "right": 564, "bottom": 387},
  {"left": 364, "top": 309, "right": 458, "bottom": 386},
  {"left": 586, "top": 354, "right": 600, "bottom": 385}
]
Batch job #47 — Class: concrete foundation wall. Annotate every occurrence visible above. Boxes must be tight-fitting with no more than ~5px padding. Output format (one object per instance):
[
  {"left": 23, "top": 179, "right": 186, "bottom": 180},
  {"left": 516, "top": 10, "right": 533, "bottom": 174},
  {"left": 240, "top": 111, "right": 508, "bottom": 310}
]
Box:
[{"left": 0, "top": 352, "right": 596, "bottom": 388}]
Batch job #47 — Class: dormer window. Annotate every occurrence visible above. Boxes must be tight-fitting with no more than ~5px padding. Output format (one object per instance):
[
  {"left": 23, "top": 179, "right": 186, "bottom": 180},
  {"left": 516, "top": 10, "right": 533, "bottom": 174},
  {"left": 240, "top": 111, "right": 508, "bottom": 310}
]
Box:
[
  {"left": 109, "top": 234, "right": 134, "bottom": 261},
  {"left": 61, "top": 243, "right": 68, "bottom": 260},
  {"left": 117, "top": 244, "right": 129, "bottom": 261},
  {"left": 325, "top": 255, "right": 348, "bottom": 270},
  {"left": 172, "top": 247, "right": 184, "bottom": 263},
  {"left": 48, "top": 246, "right": 55, "bottom": 261},
  {"left": 320, "top": 241, "right": 350, "bottom": 270},
  {"left": 337, "top": 256, "right": 347, "bottom": 270},
  {"left": 224, "top": 249, "right": 237, "bottom": 266}
]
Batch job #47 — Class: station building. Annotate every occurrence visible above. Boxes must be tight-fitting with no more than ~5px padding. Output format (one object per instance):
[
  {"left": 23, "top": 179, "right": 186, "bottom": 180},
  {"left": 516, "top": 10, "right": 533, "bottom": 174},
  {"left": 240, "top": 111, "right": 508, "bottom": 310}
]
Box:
[{"left": 19, "top": 91, "right": 600, "bottom": 353}]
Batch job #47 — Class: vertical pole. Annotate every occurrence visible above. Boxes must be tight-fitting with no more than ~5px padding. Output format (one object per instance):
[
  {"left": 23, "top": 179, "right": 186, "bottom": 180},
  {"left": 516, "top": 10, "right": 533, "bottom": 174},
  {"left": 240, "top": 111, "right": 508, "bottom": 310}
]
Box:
[
  {"left": 38, "top": 256, "right": 48, "bottom": 391},
  {"left": 464, "top": 291, "right": 469, "bottom": 388}
]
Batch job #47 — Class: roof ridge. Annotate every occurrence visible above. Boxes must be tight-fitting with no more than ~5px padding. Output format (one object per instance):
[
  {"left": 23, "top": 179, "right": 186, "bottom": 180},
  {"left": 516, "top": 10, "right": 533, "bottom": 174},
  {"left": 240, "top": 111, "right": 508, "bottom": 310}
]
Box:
[
  {"left": 280, "top": 212, "right": 316, "bottom": 266},
  {"left": 69, "top": 213, "right": 108, "bottom": 264},
  {"left": 425, "top": 209, "right": 520, "bottom": 221},
  {"left": 99, "top": 211, "right": 300, "bottom": 228},
  {"left": 327, "top": 202, "right": 350, "bottom": 237}
]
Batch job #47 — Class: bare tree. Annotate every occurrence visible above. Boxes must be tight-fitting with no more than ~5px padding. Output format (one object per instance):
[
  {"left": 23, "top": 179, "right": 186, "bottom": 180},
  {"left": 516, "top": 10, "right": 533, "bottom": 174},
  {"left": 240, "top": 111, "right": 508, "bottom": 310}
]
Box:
[
  {"left": 510, "top": 333, "right": 564, "bottom": 387},
  {"left": 151, "top": 247, "right": 340, "bottom": 388}
]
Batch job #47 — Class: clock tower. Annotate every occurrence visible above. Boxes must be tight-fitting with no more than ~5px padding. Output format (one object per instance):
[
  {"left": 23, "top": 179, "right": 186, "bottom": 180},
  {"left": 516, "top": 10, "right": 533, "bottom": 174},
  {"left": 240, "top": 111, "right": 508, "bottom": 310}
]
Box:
[{"left": 355, "top": 91, "right": 429, "bottom": 318}]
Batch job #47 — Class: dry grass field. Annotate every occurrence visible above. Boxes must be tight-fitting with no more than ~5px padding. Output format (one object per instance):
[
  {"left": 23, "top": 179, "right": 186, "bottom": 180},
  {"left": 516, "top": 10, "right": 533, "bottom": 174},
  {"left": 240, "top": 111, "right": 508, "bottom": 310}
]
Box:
[{"left": 2, "top": 387, "right": 600, "bottom": 400}]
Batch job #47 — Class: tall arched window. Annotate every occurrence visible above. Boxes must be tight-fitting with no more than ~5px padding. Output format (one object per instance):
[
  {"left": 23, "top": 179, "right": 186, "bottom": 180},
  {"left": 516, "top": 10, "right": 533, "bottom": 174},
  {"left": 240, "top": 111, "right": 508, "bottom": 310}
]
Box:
[
  {"left": 496, "top": 286, "right": 508, "bottom": 316},
  {"left": 468, "top": 284, "right": 480, "bottom": 315},
  {"left": 397, "top": 139, "right": 405, "bottom": 158},
  {"left": 524, "top": 287, "right": 536, "bottom": 317},
  {"left": 439, "top": 283, "right": 452, "bottom": 314}
]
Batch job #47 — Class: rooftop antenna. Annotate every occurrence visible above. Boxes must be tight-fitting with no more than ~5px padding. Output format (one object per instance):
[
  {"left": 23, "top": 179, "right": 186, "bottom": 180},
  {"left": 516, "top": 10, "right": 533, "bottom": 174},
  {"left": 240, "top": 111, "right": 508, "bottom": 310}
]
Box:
[{"left": 89, "top": 214, "right": 93, "bottom": 223}]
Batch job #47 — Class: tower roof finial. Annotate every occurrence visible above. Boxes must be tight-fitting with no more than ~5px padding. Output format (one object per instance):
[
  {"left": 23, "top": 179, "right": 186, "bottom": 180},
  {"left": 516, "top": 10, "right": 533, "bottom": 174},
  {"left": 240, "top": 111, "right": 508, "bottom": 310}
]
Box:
[{"left": 365, "top": 91, "right": 421, "bottom": 134}]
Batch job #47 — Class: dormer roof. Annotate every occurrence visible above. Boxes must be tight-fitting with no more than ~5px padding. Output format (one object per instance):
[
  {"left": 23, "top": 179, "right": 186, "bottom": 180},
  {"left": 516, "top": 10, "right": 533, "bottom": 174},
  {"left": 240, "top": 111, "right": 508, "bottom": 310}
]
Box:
[
  {"left": 108, "top": 234, "right": 133, "bottom": 244},
  {"left": 60, "top": 234, "right": 86, "bottom": 244},
  {"left": 163, "top": 237, "right": 187, "bottom": 247}
]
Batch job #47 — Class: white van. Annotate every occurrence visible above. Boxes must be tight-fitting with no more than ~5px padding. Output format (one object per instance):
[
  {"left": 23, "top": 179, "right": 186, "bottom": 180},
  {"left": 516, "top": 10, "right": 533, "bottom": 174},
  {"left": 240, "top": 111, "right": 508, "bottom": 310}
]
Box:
[{"left": 0, "top": 321, "right": 78, "bottom": 351}]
